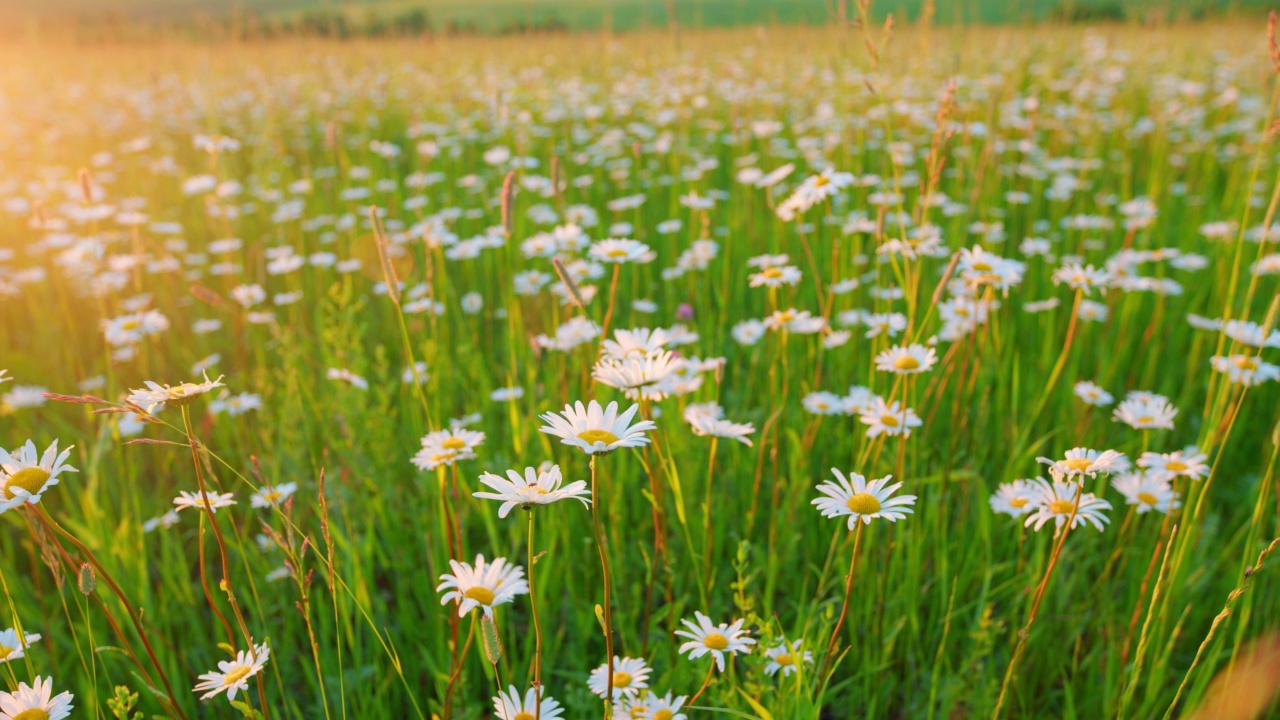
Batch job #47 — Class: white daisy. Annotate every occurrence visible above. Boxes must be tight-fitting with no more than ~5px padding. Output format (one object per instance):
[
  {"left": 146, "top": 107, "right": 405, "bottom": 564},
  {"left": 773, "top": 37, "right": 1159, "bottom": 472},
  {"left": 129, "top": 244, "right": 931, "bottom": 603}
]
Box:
[
  {"left": 173, "top": 490, "right": 237, "bottom": 513},
  {"left": 1023, "top": 476, "right": 1112, "bottom": 532},
  {"left": 538, "top": 400, "right": 656, "bottom": 455},
  {"left": 1210, "top": 354, "right": 1280, "bottom": 386},
  {"left": 858, "top": 397, "right": 922, "bottom": 438},
  {"left": 675, "top": 612, "right": 756, "bottom": 671},
  {"left": 588, "top": 238, "right": 653, "bottom": 264},
  {"left": 1137, "top": 448, "right": 1210, "bottom": 482},
  {"left": 411, "top": 428, "right": 486, "bottom": 471},
  {"left": 763, "top": 639, "right": 813, "bottom": 677},
  {"left": 587, "top": 656, "right": 651, "bottom": 699},
  {"left": 748, "top": 264, "right": 802, "bottom": 288},
  {"left": 989, "top": 479, "right": 1036, "bottom": 518},
  {"left": 193, "top": 642, "right": 270, "bottom": 702},
  {"left": 473, "top": 465, "right": 591, "bottom": 517},
  {"left": 1072, "top": 380, "right": 1114, "bottom": 407},
  {"left": 0, "top": 440, "right": 77, "bottom": 512},
  {"left": 812, "top": 469, "right": 917, "bottom": 528},
  {"left": 0, "top": 676, "right": 73, "bottom": 720},
  {"left": 492, "top": 685, "right": 564, "bottom": 720},
  {"left": 127, "top": 373, "right": 225, "bottom": 412},
  {"left": 1111, "top": 473, "right": 1179, "bottom": 515},
  {"left": 1036, "top": 447, "right": 1126, "bottom": 479},
  {"left": 250, "top": 482, "right": 298, "bottom": 509},
  {"left": 873, "top": 344, "right": 938, "bottom": 375},
  {"left": 0, "top": 628, "right": 41, "bottom": 664},
  {"left": 436, "top": 554, "right": 528, "bottom": 617},
  {"left": 1112, "top": 394, "right": 1178, "bottom": 430}
]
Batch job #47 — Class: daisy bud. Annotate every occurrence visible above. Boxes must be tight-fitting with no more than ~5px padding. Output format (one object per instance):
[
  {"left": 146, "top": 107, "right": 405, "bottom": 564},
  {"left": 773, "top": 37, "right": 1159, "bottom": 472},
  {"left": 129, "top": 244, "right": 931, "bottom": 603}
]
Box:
[{"left": 77, "top": 563, "right": 96, "bottom": 596}]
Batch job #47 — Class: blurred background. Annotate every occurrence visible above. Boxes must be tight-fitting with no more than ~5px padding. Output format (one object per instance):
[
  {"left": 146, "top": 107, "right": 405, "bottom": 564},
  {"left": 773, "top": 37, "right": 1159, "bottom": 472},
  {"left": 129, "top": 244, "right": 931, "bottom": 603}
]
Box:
[{"left": 0, "top": 0, "right": 1271, "bottom": 41}]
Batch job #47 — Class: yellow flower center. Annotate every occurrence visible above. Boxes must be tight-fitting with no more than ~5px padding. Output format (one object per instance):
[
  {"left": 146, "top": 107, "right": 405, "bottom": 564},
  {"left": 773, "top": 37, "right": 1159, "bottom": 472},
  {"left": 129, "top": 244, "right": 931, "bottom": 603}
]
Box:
[
  {"left": 514, "top": 713, "right": 535, "bottom": 720},
  {"left": 703, "top": 632, "right": 729, "bottom": 650},
  {"left": 881, "top": 414, "right": 899, "bottom": 428},
  {"left": 577, "top": 429, "right": 620, "bottom": 446},
  {"left": 613, "top": 671, "right": 633, "bottom": 688},
  {"left": 463, "top": 586, "right": 496, "bottom": 606},
  {"left": 1063, "top": 458, "right": 1092, "bottom": 472},
  {"left": 761, "top": 267, "right": 783, "bottom": 279},
  {"left": 1049, "top": 499, "right": 1075, "bottom": 514},
  {"left": 121, "top": 319, "right": 140, "bottom": 330},
  {"left": 1138, "top": 492, "right": 1158, "bottom": 505},
  {"left": 1165, "top": 461, "right": 1187, "bottom": 473},
  {"left": 607, "top": 248, "right": 629, "bottom": 258},
  {"left": 972, "top": 261, "right": 993, "bottom": 272},
  {"left": 654, "top": 712, "right": 674, "bottom": 720},
  {"left": 1009, "top": 497, "right": 1028, "bottom": 509},
  {"left": 441, "top": 437, "right": 467, "bottom": 450},
  {"left": 1137, "top": 416, "right": 1154, "bottom": 424},
  {"left": 955, "top": 306, "right": 970, "bottom": 317},
  {"left": 263, "top": 491, "right": 282, "bottom": 503},
  {"left": 1234, "top": 356, "right": 1258, "bottom": 370},
  {"left": 813, "top": 175, "right": 829, "bottom": 187},
  {"left": 846, "top": 493, "right": 881, "bottom": 515},
  {"left": 893, "top": 355, "right": 920, "bottom": 370},
  {"left": 12, "top": 710, "right": 50, "bottom": 720},
  {"left": 222, "top": 665, "right": 253, "bottom": 686},
  {"left": 4, "top": 468, "right": 51, "bottom": 499},
  {"left": 776, "top": 653, "right": 795, "bottom": 666},
  {"left": 0, "top": 644, "right": 13, "bottom": 657}
]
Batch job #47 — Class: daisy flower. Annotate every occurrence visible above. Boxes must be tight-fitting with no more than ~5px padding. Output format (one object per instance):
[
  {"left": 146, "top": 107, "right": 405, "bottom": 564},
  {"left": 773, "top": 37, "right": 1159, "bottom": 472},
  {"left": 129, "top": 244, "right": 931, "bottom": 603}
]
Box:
[
  {"left": 588, "top": 656, "right": 651, "bottom": 699},
  {"left": 411, "top": 428, "right": 486, "bottom": 471},
  {"left": 1138, "top": 448, "right": 1210, "bottom": 482},
  {"left": 0, "top": 370, "right": 10, "bottom": 385},
  {"left": 1113, "top": 394, "right": 1178, "bottom": 430},
  {"left": 1036, "top": 447, "right": 1126, "bottom": 479},
  {"left": 686, "top": 411, "right": 755, "bottom": 446},
  {"left": 812, "top": 469, "right": 916, "bottom": 528},
  {"left": 173, "top": 490, "right": 237, "bottom": 513},
  {"left": 601, "top": 328, "right": 672, "bottom": 360},
  {"left": 763, "top": 639, "right": 813, "bottom": 677},
  {"left": 193, "top": 642, "right": 270, "bottom": 702},
  {"left": 858, "top": 397, "right": 922, "bottom": 438},
  {"left": 0, "top": 628, "right": 41, "bottom": 664},
  {"left": 1210, "top": 354, "right": 1280, "bottom": 386},
  {"left": 127, "top": 372, "right": 225, "bottom": 412},
  {"left": 473, "top": 465, "right": 591, "bottom": 517},
  {"left": 1051, "top": 263, "right": 1111, "bottom": 294},
  {"left": 802, "top": 391, "right": 846, "bottom": 416},
  {"left": 873, "top": 344, "right": 938, "bottom": 374},
  {"left": 437, "top": 555, "right": 528, "bottom": 617},
  {"left": 0, "top": 440, "right": 77, "bottom": 512},
  {"left": 249, "top": 482, "right": 298, "bottom": 509},
  {"left": 627, "top": 692, "right": 688, "bottom": 720},
  {"left": 588, "top": 238, "right": 652, "bottom": 264},
  {"left": 0, "top": 676, "right": 73, "bottom": 720},
  {"left": 675, "top": 612, "right": 756, "bottom": 671},
  {"left": 748, "top": 265, "right": 802, "bottom": 288},
  {"left": 593, "top": 351, "right": 678, "bottom": 401},
  {"left": 1111, "top": 473, "right": 1179, "bottom": 515},
  {"left": 1023, "top": 476, "right": 1112, "bottom": 532},
  {"left": 989, "top": 479, "right": 1036, "bottom": 518},
  {"left": 538, "top": 400, "right": 656, "bottom": 455},
  {"left": 492, "top": 685, "right": 564, "bottom": 720},
  {"left": 1073, "top": 380, "right": 1114, "bottom": 407}
]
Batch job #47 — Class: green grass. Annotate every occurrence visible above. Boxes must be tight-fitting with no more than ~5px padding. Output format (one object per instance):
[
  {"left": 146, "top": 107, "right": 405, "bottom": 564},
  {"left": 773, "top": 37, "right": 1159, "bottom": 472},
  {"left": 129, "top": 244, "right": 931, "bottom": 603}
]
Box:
[{"left": 0, "top": 20, "right": 1278, "bottom": 720}]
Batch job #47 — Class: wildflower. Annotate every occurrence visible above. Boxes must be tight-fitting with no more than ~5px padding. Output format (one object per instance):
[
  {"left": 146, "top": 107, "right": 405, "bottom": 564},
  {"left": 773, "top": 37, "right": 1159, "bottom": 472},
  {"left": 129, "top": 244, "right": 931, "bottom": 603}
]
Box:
[
  {"left": 989, "top": 480, "right": 1036, "bottom": 518},
  {"left": 128, "top": 373, "right": 225, "bottom": 412},
  {"left": 326, "top": 368, "right": 368, "bottom": 390},
  {"left": 763, "top": 639, "right": 813, "bottom": 677},
  {"left": 1036, "top": 447, "right": 1126, "bottom": 479},
  {"left": 193, "top": 643, "right": 270, "bottom": 702},
  {"left": 411, "top": 428, "right": 486, "bottom": 471},
  {"left": 1210, "top": 354, "right": 1280, "bottom": 386},
  {"left": 1073, "top": 380, "right": 1114, "bottom": 407},
  {"left": 173, "top": 490, "right": 236, "bottom": 513},
  {"left": 749, "top": 265, "right": 802, "bottom": 288},
  {"left": 492, "top": 685, "right": 564, "bottom": 720},
  {"left": 588, "top": 238, "right": 652, "bottom": 264},
  {"left": 1023, "top": 475, "right": 1112, "bottom": 531},
  {"left": 1051, "top": 263, "right": 1110, "bottom": 294},
  {"left": 0, "top": 440, "right": 77, "bottom": 512},
  {"left": 473, "top": 465, "right": 591, "bottom": 517},
  {"left": 812, "top": 469, "right": 916, "bottom": 527},
  {"left": 1111, "top": 473, "right": 1179, "bottom": 514},
  {"left": 1113, "top": 394, "right": 1177, "bottom": 430},
  {"left": 0, "top": 628, "right": 41, "bottom": 664},
  {"left": 1138, "top": 448, "right": 1210, "bottom": 482},
  {"left": 858, "top": 397, "right": 922, "bottom": 438},
  {"left": 538, "top": 400, "right": 656, "bottom": 455},
  {"left": 437, "top": 555, "right": 528, "bottom": 617},
  {"left": 0, "top": 676, "right": 73, "bottom": 719},
  {"left": 588, "top": 656, "right": 651, "bottom": 699},
  {"left": 675, "top": 612, "right": 756, "bottom": 670},
  {"left": 873, "top": 344, "right": 938, "bottom": 375},
  {"left": 250, "top": 482, "right": 298, "bottom": 509}
]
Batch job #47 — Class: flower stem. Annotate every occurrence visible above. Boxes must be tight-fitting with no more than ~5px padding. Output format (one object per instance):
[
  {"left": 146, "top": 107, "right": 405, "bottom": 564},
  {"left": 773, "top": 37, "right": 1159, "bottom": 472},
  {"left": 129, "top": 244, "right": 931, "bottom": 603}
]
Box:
[
  {"left": 818, "top": 521, "right": 864, "bottom": 696},
  {"left": 702, "top": 436, "right": 719, "bottom": 594},
  {"left": 589, "top": 455, "right": 616, "bottom": 719},
  {"left": 528, "top": 510, "right": 544, "bottom": 720}
]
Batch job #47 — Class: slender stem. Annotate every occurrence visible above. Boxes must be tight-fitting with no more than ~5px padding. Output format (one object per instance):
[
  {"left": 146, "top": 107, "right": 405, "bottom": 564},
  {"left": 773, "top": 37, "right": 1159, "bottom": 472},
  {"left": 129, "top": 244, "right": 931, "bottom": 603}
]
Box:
[
  {"left": 589, "top": 455, "right": 615, "bottom": 719},
  {"left": 818, "top": 521, "right": 864, "bottom": 693},
  {"left": 599, "top": 264, "right": 621, "bottom": 346},
  {"left": 687, "top": 661, "right": 716, "bottom": 707},
  {"left": 527, "top": 510, "right": 543, "bottom": 720},
  {"left": 702, "top": 436, "right": 719, "bottom": 594}
]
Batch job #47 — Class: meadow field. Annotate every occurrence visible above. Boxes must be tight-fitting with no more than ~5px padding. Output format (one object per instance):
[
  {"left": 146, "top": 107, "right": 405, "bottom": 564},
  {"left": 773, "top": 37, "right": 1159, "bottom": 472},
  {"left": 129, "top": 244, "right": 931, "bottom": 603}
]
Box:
[{"left": 0, "top": 15, "right": 1279, "bottom": 720}]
